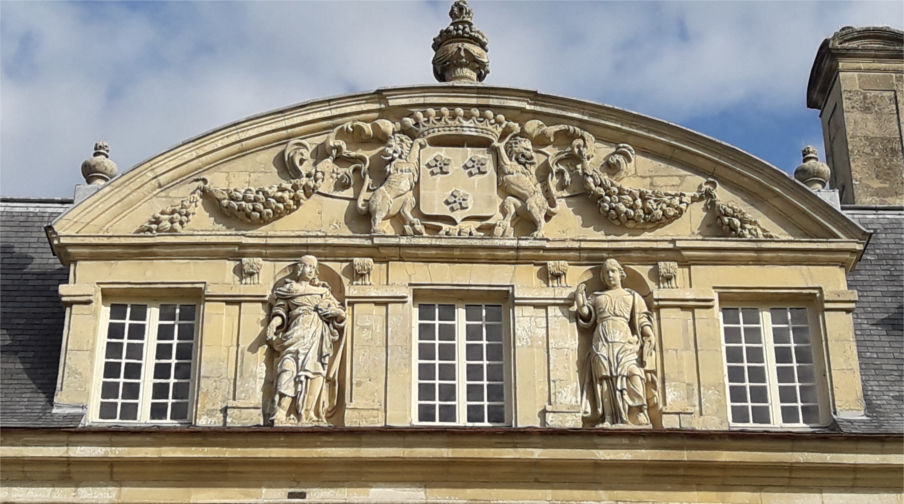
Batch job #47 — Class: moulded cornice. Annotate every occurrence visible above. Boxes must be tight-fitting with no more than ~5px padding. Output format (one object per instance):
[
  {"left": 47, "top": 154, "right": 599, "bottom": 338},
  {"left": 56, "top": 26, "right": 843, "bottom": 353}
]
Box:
[{"left": 49, "top": 86, "right": 869, "bottom": 248}]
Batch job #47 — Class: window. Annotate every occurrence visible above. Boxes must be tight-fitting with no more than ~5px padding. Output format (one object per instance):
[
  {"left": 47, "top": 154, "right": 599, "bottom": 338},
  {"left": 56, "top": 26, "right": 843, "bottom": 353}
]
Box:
[
  {"left": 721, "top": 306, "right": 827, "bottom": 427},
  {"left": 415, "top": 303, "right": 509, "bottom": 425},
  {"left": 95, "top": 302, "right": 198, "bottom": 423}
]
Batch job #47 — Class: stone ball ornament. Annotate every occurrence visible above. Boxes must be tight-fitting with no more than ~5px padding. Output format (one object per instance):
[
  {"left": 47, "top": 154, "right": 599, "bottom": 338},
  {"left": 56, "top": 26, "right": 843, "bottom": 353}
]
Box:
[
  {"left": 794, "top": 145, "right": 831, "bottom": 190},
  {"left": 80, "top": 141, "right": 118, "bottom": 186}
]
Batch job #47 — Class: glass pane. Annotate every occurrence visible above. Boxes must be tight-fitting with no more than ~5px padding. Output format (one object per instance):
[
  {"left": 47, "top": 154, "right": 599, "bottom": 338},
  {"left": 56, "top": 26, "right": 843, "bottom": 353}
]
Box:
[
  {"left": 120, "top": 402, "right": 138, "bottom": 420},
  {"left": 110, "top": 304, "right": 128, "bottom": 320},
  {"left": 124, "top": 363, "right": 142, "bottom": 379},
  {"left": 176, "top": 343, "right": 193, "bottom": 360},
  {"left": 730, "top": 405, "right": 749, "bottom": 423},
  {"left": 487, "top": 364, "right": 503, "bottom": 382},
  {"left": 779, "top": 386, "right": 797, "bottom": 403},
  {"left": 150, "top": 402, "right": 168, "bottom": 420},
  {"left": 466, "top": 324, "right": 482, "bottom": 341},
  {"left": 729, "top": 386, "right": 747, "bottom": 403},
  {"left": 466, "top": 364, "right": 482, "bottom": 381},
  {"left": 438, "top": 324, "right": 455, "bottom": 341},
  {"left": 745, "top": 347, "right": 764, "bottom": 364},
  {"left": 121, "top": 382, "right": 140, "bottom": 400},
  {"left": 174, "top": 363, "right": 192, "bottom": 380},
  {"left": 99, "top": 402, "right": 118, "bottom": 420},
  {"left": 485, "top": 305, "right": 502, "bottom": 322},
  {"left": 177, "top": 324, "right": 194, "bottom": 341},
  {"left": 781, "top": 406, "right": 800, "bottom": 424},
  {"left": 749, "top": 386, "right": 768, "bottom": 404},
  {"left": 127, "top": 324, "right": 146, "bottom": 340},
  {"left": 154, "top": 363, "right": 171, "bottom": 380},
  {"left": 173, "top": 382, "right": 190, "bottom": 400},
  {"left": 105, "top": 342, "right": 123, "bottom": 358},
  {"left": 486, "top": 344, "right": 503, "bottom": 362},
  {"left": 101, "top": 382, "right": 119, "bottom": 399},
  {"left": 466, "top": 344, "right": 482, "bottom": 361},
  {"left": 467, "top": 385, "right": 483, "bottom": 401},
  {"left": 792, "top": 326, "right": 810, "bottom": 344},
  {"left": 487, "top": 404, "right": 505, "bottom": 423},
  {"left": 487, "top": 384, "right": 504, "bottom": 402},
  {"left": 465, "top": 305, "right": 482, "bottom": 322},
  {"left": 418, "top": 343, "right": 435, "bottom": 361},
  {"left": 438, "top": 384, "right": 455, "bottom": 401},
  {"left": 126, "top": 343, "right": 143, "bottom": 360},
  {"left": 418, "top": 304, "right": 435, "bottom": 321},
  {"left": 727, "top": 366, "right": 745, "bottom": 383},
  {"left": 157, "top": 325, "right": 174, "bottom": 341},
  {"left": 799, "top": 385, "right": 818, "bottom": 404},
  {"left": 751, "top": 406, "right": 771, "bottom": 424},
  {"left": 723, "top": 326, "right": 741, "bottom": 344},
  {"left": 801, "top": 405, "right": 820, "bottom": 424},
  {"left": 438, "top": 304, "right": 455, "bottom": 321},
  {"left": 107, "top": 323, "right": 125, "bottom": 340},
  {"left": 485, "top": 324, "right": 502, "bottom": 342},
  {"left": 418, "top": 363, "right": 434, "bottom": 381},
  {"left": 721, "top": 308, "right": 740, "bottom": 325},
  {"left": 159, "top": 304, "right": 176, "bottom": 321},
  {"left": 178, "top": 305, "right": 196, "bottom": 322},
  {"left": 170, "top": 402, "right": 189, "bottom": 421},
  {"left": 743, "top": 327, "right": 761, "bottom": 345},
  {"left": 153, "top": 383, "right": 169, "bottom": 400},
  {"left": 775, "top": 347, "right": 793, "bottom": 364},
  {"left": 790, "top": 308, "right": 808, "bottom": 325},
  {"left": 156, "top": 343, "right": 172, "bottom": 360},
  {"left": 103, "top": 362, "right": 121, "bottom": 379},
  {"left": 797, "top": 366, "right": 814, "bottom": 383},
  {"left": 770, "top": 308, "right": 788, "bottom": 325},
  {"left": 129, "top": 304, "right": 147, "bottom": 321},
  {"left": 748, "top": 366, "right": 766, "bottom": 384},
  {"left": 418, "top": 324, "right": 435, "bottom": 341},
  {"left": 438, "top": 364, "right": 455, "bottom": 380},
  {"left": 418, "top": 404, "right": 435, "bottom": 422},
  {"left": 467, "top": 405, "right": 484, "bottom": 423},
  {"left": 725, "top": 347, "right": 743, "bottom": 363},
  {"left": 438, "top": 343, "right": 455, "bottom": 361},
  {"left": 741, "top": 308, "right": 759, "bottom": 324},
  {"left": 418, "top": 384, "right": 435, "bottom": 401},
  {"left": 794, "top": 346, "right": 813, "bottom": 364},
  {"left": 772, "top": 326, "right": 790, "bottom": 344},
  {"left": 438, "top": 405, "right": 456, "bottom": 422},
  {"left": 776, "top": 366, "right": 795, "bottom": 383}
]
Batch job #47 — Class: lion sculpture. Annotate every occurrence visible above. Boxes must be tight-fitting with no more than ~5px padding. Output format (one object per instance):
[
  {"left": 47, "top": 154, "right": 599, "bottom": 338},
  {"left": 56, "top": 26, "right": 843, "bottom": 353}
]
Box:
[
  {"left": 492, "top": 136, "right": 559, "bottom": 238},
  {"left": 357, "top": 134, "right": 427, "bottom": 235}
]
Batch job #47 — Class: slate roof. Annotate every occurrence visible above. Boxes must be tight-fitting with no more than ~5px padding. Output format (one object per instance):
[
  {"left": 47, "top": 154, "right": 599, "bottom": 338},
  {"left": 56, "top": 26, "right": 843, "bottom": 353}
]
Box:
[
  {"left": 0, "top": 199, "right": 83, "bottom": 427},
  {"left": 0, "top": 199, "right": 901, "bottom": 433},
  {"left": 837, "top": 207, "right": 904, "bottom": 434}
]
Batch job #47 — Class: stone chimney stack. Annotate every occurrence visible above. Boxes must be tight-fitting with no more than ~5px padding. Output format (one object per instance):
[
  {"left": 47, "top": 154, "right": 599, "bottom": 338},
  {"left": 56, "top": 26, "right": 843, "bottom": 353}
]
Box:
[{"left": 806, "top": 26, "right": 903, "bottom": 206}]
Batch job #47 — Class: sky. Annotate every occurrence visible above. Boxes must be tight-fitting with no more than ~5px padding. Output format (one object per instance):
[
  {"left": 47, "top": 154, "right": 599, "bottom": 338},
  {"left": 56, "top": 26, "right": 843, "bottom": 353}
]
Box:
[{"left": 1, "top": 0, "right": 902, "bottom": 199}]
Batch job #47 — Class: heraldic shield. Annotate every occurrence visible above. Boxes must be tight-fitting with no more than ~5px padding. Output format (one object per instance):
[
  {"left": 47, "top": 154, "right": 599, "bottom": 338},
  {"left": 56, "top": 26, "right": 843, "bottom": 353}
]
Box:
[{"left": 418, "top": 145, "right": 499, "bottom": 224}]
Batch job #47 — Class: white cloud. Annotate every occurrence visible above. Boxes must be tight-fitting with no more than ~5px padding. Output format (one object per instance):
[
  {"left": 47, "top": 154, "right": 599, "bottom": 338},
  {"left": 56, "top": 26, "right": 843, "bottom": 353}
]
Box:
[{"left": 1, "top": 0, "right": 901, "bottom": 197}]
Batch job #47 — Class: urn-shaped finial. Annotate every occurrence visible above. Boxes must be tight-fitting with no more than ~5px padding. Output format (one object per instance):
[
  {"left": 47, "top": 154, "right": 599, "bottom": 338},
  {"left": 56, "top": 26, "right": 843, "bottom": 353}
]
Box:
[
  {"left": 794, "top": 145, "right": 831, "bottom": 190},
  {"left": 432, "top": 0, "right": 489, "bottom": 83},
  {"left": 80, "top": 141, "right": 118, "bottom": 186}
]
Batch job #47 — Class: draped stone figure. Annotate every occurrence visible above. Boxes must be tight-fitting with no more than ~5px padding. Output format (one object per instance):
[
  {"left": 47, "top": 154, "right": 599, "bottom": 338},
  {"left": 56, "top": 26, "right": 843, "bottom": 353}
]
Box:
[
  {"left": 266, "top": 256, "right": 346, "bottom": 425},
  {"left": 575, "top": 259, "right": 657, "bottom": 426}
]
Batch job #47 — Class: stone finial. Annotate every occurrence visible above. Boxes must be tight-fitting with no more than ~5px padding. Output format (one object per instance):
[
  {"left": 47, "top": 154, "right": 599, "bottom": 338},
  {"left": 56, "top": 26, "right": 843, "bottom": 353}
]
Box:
[
  {"left": 80, "top": 141, "right": 118, "bottom": 185},
  {"left": 432, "top": 0, "right": 489, "bottom": 83},
  {"left": 794, "top": 146, "right": 831, "bottom": 190}
]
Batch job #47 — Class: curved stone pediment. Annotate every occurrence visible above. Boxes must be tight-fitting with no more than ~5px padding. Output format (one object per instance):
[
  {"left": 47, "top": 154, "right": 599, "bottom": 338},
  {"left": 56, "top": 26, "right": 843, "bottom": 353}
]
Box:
[{"left": 50, "top": 86, "right": 867, "bottom": 246}]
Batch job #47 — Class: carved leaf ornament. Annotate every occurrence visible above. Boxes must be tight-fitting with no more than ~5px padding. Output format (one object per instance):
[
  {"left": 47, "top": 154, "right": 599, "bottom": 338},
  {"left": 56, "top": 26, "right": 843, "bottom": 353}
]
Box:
[{"left": 137, "top": 107, "right": 775, "bottom": 239}]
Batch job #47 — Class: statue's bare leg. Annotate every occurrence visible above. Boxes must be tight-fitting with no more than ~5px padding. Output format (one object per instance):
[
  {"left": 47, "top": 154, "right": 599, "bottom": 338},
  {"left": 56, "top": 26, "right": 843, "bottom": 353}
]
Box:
[
  {"left": 274, "top": 394, "right": 293, "bottom": 425},
  {"left": 300, "top": 375, "right": 325, "bottom": 423}
]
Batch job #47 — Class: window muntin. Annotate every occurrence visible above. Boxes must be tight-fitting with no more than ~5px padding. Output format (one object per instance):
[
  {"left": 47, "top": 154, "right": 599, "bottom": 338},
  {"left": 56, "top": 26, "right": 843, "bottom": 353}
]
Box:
[
  {"left": 415, "top": 303, "right": 508, "bottom": 425},
  {"left": 96, "top": 302, "right": 197, "bottom": 423},
  {"left": 721, "top": 306, "right": 825, "bottom": 427}
]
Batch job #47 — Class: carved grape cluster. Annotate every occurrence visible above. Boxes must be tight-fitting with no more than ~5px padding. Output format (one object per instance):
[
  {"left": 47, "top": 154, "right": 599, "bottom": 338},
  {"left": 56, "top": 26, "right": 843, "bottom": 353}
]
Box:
[
  {"left": 204, "top": 180, "right": 312, "bottom": 224},
  {"left": 587, "top": 176, "right": 699, "bottom": 228}
]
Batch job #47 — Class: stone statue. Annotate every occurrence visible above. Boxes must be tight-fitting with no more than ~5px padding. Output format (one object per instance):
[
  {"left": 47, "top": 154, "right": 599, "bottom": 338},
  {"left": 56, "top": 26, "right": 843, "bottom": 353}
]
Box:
[
  {"left": 492, "top": 136, "right": 559, "bottom": 238},
  {"left": 266, "top": 256, "right": 346, "bottom": 425},
  {"left": 575, "top": 259, "right": 657, "bottom": 426}
]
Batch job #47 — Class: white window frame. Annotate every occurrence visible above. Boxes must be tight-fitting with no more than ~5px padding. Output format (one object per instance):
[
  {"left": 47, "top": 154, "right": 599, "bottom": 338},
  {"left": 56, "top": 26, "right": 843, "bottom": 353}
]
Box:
[
  {"left": 718, "top": 304, "right": 831, "bottom": 429},
  {"left": 411, "top": 296, "right": 512, "bottom": 427},
  {"left": 91, "top": 300, "right": 200, "bottom": 425}
]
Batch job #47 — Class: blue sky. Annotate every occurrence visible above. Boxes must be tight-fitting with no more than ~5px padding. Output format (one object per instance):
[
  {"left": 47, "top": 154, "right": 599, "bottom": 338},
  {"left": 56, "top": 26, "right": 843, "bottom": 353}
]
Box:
[{"left": 2, "top": 1, "right": 902, "bottom": 198}]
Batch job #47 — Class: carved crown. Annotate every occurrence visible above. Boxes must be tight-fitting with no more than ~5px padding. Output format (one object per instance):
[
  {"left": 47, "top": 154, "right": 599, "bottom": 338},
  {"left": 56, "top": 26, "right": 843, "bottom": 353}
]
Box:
[{"left": 399, "top": 107, "right": 516, "bottom": 143}]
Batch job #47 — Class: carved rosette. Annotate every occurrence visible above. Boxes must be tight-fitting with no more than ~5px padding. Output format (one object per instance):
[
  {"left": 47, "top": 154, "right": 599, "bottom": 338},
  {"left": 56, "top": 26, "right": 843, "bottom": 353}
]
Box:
[{"left": 136, "top": 106, "right": 775, "bottom": 240}]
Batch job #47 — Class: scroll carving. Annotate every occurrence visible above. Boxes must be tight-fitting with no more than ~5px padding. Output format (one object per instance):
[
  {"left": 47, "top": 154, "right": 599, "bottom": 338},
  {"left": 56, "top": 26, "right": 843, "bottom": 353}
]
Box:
[
  {"left": 136, "top": 107, "right": 775, "bottom": 240},
  {"left": 265, "top": 256, "right": 346, "bottom": 426},
  {"left": 574, "top": 259, "right": 659, "bottom": 427}
]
